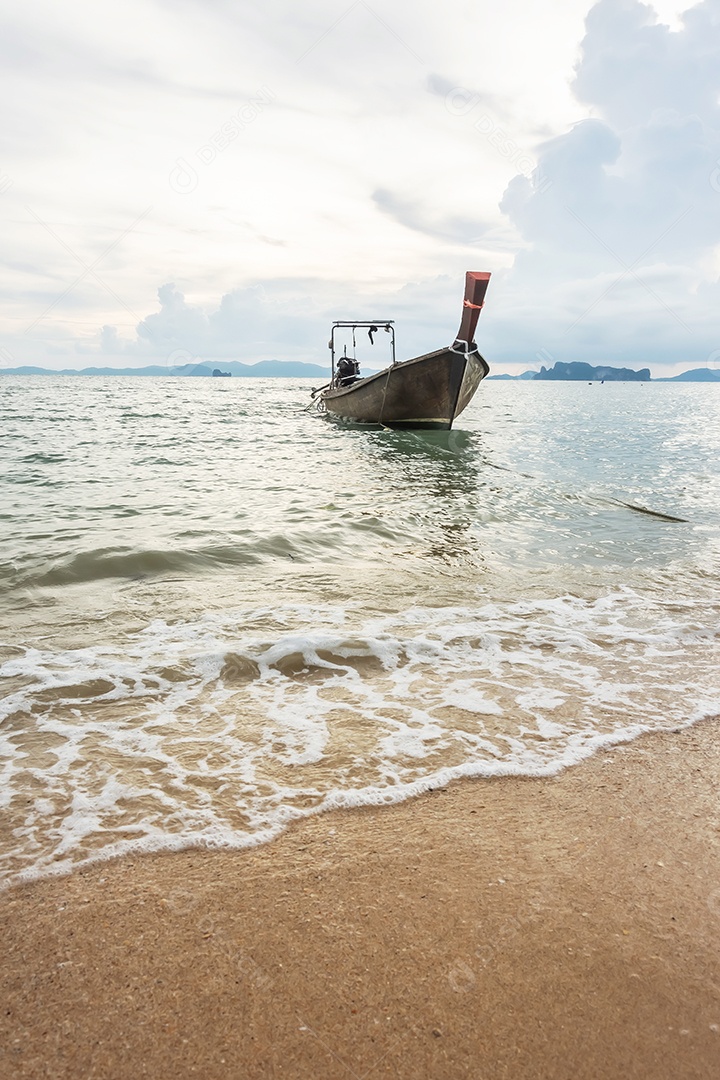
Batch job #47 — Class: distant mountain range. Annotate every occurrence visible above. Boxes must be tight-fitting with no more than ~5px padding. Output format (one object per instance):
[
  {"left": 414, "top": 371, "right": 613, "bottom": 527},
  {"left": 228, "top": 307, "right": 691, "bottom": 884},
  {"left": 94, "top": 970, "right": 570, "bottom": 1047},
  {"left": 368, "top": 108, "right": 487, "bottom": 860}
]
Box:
[
  {"left": 2, "top": 359, "right": 719, "bottom": 382},
  {"left": 0, "top": 359, "right": 329, "bottom": 378}
]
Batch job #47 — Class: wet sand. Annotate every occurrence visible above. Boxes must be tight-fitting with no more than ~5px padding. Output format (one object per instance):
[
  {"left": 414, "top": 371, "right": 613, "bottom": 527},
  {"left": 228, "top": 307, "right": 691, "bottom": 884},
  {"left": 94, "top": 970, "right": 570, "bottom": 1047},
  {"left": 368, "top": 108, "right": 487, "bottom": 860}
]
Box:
[{"left": 2, "top": 717, "right": 719, "bottom": 1079}]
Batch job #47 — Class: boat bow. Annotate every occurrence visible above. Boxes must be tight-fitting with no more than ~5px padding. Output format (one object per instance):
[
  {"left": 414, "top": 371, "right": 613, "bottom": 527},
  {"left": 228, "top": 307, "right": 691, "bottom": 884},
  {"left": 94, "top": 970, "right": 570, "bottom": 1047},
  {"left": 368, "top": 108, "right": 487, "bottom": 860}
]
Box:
[{"left": 315, "top": 271, "right": 492, "bottom": 430}]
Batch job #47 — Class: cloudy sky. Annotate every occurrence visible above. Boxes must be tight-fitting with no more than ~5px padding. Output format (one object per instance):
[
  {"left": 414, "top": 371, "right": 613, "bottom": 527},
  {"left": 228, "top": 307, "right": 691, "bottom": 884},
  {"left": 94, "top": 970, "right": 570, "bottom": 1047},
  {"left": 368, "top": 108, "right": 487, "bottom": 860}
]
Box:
[{"left": 2, "top": 0, "right": 718, "bottom": 375}]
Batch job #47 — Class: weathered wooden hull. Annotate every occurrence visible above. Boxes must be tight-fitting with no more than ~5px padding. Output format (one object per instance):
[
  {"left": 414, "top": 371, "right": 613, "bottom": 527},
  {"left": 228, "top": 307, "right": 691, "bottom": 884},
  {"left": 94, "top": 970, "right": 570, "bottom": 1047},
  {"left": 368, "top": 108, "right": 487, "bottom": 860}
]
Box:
[{"left": 321, "top": 347, "right": 489, "bottom": 430}]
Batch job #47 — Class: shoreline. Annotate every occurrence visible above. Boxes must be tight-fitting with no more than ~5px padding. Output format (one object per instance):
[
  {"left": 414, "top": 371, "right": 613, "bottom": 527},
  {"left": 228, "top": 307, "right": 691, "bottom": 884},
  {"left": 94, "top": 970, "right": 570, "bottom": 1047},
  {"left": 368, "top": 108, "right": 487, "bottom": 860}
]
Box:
[{"left": 2, "top": 717, "right": 719, "bottom": 1079}]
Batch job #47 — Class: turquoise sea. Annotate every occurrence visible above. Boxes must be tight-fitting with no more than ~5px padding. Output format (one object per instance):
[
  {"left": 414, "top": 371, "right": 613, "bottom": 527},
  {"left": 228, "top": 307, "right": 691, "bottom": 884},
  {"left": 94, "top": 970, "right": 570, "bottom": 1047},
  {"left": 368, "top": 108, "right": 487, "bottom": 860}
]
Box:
[{"left": 1, "top": 376, "right": 718, "bottom": 887}]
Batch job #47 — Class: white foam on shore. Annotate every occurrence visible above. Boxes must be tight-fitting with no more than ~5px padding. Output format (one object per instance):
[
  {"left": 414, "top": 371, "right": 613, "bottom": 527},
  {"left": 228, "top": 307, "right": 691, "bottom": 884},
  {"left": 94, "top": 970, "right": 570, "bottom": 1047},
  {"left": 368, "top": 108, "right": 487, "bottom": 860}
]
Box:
[{"left": 1, "top": 590, "right": 718, "bottom": 889}]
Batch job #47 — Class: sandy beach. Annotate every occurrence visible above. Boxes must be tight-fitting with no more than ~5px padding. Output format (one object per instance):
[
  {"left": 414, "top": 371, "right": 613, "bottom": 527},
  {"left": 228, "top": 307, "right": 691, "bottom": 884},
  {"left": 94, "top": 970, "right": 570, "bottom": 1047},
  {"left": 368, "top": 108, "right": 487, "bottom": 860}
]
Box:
[{"left": 2, "top": 717, "right": 719, "bottom": 1079}]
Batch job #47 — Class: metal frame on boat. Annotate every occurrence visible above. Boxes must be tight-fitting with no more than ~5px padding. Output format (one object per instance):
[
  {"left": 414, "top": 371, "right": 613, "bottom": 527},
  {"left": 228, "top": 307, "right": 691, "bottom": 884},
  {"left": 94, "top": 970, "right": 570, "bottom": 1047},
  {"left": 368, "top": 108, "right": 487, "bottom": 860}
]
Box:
[{"left": 310, "top": 272, "right": 491, "bottom": 430}]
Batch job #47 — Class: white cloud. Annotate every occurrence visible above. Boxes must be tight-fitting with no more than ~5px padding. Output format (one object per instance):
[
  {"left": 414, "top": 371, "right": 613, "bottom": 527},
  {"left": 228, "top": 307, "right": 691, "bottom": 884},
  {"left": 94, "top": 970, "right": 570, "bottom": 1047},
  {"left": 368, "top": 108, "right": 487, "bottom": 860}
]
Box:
[
  {"left": 71, "top": 275, "right": 475, "bottom": 369},
  {"left": 0, "top": 0, "right": 717, "bottom": 375},
  {"left": 487, "top": 0, "right": 720, "bottom": 372}
]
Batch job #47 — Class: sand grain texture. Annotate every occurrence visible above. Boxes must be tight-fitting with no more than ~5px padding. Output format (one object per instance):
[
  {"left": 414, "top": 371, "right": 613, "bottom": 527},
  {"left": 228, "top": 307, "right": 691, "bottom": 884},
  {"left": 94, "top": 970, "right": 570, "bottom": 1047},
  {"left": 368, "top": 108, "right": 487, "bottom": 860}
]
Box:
[{"left": 2, "top": 720, "right": 719, "bottom": 1079}]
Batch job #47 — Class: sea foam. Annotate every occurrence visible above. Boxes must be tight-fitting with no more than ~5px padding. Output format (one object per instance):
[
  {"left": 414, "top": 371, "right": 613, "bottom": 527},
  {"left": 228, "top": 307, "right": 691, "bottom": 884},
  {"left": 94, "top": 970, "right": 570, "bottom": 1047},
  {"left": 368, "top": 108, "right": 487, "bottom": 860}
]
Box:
[{"left": 1, "top": 590, "right": 718, "bottom": 888}]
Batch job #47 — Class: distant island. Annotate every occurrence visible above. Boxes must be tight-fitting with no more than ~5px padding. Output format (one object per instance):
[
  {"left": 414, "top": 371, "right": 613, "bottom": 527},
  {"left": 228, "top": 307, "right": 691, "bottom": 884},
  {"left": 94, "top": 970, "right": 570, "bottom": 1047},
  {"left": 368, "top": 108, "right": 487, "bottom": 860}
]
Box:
[
  {"left": 2, "top": 360, "right": 719, "bottom": 382},
  {"left": 487, "top": 363, "right": 720, "bottom": 383},
  {"left": 535, "top": 361, "right": 650, "bottom": 381}
]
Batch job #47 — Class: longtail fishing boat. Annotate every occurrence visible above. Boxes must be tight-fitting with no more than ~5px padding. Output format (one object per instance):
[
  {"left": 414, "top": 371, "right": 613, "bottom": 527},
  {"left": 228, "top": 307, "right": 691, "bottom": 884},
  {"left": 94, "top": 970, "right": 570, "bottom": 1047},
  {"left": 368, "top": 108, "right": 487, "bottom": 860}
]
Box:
[{"left": 310, "top": 271, "right": 491, "bottom": 430}]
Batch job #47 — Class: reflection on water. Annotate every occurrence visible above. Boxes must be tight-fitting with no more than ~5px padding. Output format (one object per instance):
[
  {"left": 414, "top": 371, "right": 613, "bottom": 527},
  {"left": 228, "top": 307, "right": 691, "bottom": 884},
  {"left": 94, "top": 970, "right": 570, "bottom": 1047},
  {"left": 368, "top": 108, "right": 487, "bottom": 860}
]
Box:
[
  {"left": 360, "top": 428, "right": 488, "bottom": 567},
  {"left": 365, "top": 427, "right": 484, "bottom": 484}
]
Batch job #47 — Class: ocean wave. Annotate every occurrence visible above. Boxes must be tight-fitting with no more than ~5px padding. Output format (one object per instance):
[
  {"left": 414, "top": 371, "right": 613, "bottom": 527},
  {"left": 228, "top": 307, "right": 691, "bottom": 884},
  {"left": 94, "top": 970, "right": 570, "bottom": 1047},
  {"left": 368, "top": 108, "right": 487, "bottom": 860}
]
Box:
[{"left": 2, "top": 591, "right": 718, "bottom": 888}]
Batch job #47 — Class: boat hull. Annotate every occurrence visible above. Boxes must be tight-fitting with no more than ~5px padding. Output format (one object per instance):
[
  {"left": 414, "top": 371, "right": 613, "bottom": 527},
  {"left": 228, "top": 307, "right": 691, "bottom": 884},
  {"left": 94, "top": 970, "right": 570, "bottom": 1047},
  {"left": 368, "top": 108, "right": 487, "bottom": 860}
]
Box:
[{"left": 321, "top": 346, "right": 489, "bottom": 430}]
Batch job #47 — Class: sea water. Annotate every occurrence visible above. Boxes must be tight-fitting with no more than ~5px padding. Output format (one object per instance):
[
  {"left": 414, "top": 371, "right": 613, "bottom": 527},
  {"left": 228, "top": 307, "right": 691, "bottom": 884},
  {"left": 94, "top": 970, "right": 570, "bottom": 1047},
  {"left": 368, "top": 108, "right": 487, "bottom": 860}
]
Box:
[{"left": 1, "top": 376, "right": 718, "bottom": 886}]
